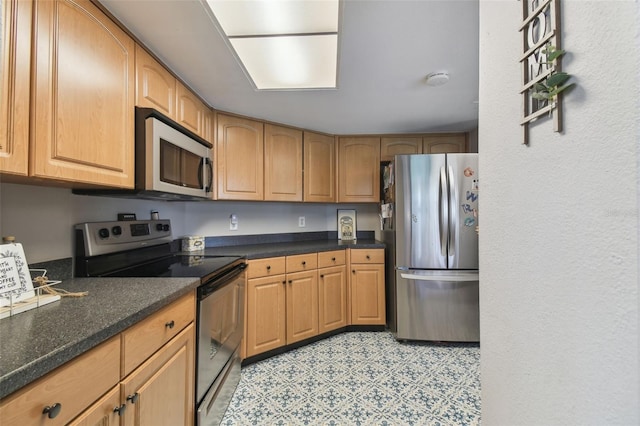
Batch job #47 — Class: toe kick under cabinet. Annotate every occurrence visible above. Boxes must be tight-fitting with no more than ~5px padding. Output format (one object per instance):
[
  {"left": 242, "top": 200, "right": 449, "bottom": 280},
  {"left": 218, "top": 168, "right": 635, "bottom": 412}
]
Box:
[
  {"left": 0, "top": 292, "right": 195, "bottom": 426},
  {"left": 243, "top": 248, "right": 384, "bottom": 359}
]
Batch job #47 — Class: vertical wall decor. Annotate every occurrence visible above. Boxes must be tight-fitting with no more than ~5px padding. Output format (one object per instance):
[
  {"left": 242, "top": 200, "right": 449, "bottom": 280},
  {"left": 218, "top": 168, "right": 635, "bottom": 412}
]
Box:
[{"left": 519, "top": 0, "right": 564, "bottom": 145}]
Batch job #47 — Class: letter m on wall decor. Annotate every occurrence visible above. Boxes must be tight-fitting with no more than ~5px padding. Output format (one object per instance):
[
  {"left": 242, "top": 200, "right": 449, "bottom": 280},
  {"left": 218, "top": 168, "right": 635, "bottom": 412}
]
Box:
[{"left": 519, "top": 0, "right": 562, "bottom": 145}]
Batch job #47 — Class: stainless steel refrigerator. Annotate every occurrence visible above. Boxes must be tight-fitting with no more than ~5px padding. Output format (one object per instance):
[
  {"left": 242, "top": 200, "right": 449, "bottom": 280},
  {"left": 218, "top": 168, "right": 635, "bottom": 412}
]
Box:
[{"left": 386, "top": 153, "right": 479, "bottom": 342}]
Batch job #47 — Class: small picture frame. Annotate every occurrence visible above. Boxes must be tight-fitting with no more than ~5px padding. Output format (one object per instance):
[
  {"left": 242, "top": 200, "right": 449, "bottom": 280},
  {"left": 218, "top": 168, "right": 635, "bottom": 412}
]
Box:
[{"left": 337, "top": 209, "right": 357, "bottom": 241}]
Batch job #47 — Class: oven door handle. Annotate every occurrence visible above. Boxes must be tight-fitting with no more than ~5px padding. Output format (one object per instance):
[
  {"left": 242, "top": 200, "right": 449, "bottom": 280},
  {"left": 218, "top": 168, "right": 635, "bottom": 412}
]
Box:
[{"left": 198, "top": 263, "right": 246, "bottom": 300}]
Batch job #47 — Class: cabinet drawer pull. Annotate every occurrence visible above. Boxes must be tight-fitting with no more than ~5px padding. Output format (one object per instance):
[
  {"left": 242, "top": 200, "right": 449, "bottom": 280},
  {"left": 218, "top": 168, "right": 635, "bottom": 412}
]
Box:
[
  {"left": 126, "top": 393, "right": 139, "bottom": 404},
  {"left": 282, "top": 280, "right": 286, "bottom": 285},
  {"left": 266, "top": 265, "right": 271, "bottom": 271},
  {"left": 114, "top": 404, "right": 126, "bottom": 416},
  {"left": 352, "top": 270, "right": 356, "bottom": 274},
  {"left": 332, "top": 257, "right": 336, "bottom": 261},
  {"left": 366, "top": 255, "right": 371, "bottom": 260},
  {"left": 42, "top": 403, "right": 62, "bottom": 419},
  {"left": 302, "top": 261, "right": 306, "bottom": 266},
  {"left": 288, "top": 280, "right": 292, "bottom": 284},
  {"left": 165, "top": 320, "right": 175, "bottom": 329},
  {"left": 320, "top": 274, "right": 324, "bottom": 278}
]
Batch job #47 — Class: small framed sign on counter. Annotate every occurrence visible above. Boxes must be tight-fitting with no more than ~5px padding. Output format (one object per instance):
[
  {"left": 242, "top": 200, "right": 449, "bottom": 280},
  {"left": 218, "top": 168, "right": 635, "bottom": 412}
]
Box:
[{"left": 337, "top": 209, "right": 357, "bottom": 241}]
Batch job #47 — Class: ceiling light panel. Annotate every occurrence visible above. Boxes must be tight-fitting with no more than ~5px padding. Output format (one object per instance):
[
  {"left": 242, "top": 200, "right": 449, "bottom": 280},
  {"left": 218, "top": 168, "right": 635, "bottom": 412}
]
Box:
[
  {"left": 206, "top": 0, "right": 339, "bottom": 36},
  {"left": 230, "top": 34, "right": 337, "bottom": 89}
]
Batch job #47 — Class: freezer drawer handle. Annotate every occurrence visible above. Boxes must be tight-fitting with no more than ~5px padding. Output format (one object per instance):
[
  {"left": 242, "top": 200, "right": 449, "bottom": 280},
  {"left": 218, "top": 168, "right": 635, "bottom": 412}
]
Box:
[{"left": 400, "top": 272, "right": 479, "bottom": 282}]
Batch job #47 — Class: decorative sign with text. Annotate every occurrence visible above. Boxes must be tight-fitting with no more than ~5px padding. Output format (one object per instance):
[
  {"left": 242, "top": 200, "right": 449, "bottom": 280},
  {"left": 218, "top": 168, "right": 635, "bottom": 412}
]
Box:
[
  {"left": 519, "top": 0, "right": 562, "bottom": 144},
  {"left": 0, "top": 243, "right": 35, "bottom": 306}
]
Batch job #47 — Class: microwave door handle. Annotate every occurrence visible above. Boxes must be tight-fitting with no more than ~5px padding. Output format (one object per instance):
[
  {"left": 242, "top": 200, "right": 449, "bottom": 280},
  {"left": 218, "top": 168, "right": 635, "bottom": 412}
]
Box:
[
  {"left": 197, "top": 158, "right": 205, "bottom": 190},
  {"left": 205, "top": 158, "right": 213, "bottom": 193}
]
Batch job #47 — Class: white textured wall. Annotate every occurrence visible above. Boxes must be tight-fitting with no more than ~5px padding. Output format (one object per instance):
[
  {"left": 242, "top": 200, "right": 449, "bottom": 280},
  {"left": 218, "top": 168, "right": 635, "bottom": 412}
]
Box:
[
  {"left": 0, "top": 183, "right": 378, "bottom": 263},
  {"left": 479, "top": 1, "right": 639, "bottom": 425}
]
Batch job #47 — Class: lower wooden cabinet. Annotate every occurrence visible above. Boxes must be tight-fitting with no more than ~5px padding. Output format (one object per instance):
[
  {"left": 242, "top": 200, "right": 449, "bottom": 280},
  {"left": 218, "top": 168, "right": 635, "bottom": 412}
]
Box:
[
  {"left": 349, "top": 249, "right": 386, "bottom": 325},
  {"left": 318, "top": 250, "right": 347, "bottom": 334},
  {"left": 121, "top": 324, "right": 194, "bottom": 426},
  {"left": 285, "top": 269, "right": 319, "bottom": 344},
  {"left": 0, "top": 293, "right": 195, "bottom": 426},
  {"left": 245, "top": 272, "right": 287, "bottom": 357}
]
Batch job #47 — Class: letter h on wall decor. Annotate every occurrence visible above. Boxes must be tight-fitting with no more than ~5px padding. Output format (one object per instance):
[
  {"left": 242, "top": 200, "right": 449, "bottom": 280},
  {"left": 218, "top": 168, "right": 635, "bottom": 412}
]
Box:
[{"left": 519, "top": 0, "right": 562, "bottom": 145}]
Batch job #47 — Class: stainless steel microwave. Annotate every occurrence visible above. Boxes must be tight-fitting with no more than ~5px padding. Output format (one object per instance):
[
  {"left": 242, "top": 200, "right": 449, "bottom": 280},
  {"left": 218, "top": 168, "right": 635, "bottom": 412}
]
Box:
[{"left": 135, "top": 107, "right": 213, "bottom": 200}]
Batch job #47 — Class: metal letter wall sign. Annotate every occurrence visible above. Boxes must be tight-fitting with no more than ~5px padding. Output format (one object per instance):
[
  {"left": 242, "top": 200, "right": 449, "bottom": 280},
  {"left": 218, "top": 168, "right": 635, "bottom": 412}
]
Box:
[{"left": 519, "top": 0, "right": 562, "bottom": 145}]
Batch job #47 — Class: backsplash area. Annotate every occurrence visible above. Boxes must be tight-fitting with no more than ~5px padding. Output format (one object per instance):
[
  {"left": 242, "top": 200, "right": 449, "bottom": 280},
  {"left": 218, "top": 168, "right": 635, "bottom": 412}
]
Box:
[{"left": 0, "top": 183, "right": 378, "bottom": 263}]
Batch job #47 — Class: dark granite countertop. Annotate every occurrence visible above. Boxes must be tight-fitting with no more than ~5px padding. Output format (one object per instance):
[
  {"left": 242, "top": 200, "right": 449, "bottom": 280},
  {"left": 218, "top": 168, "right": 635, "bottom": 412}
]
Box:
[
  {"left": 200, "top": 238, "right": 385, "bottom": 259},
  {"left": 0, "top": 276, "right": 199, "bottom": 399}
]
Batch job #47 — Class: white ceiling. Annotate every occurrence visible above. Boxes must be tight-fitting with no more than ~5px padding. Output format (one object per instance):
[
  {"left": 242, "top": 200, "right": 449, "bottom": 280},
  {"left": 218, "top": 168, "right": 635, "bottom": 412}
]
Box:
[{"left": 98, "top": 0, "right": 479, "bottom": 135}]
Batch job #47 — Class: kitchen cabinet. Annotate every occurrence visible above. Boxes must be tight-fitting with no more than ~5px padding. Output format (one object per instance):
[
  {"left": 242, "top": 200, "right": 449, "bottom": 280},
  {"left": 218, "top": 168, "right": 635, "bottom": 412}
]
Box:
[
  {"left": 0, "top": 293, "right": 195, "bottom": 426},
  {"left": 423, "top": 133, "right": 467, "bottom": 153},
  {"left": 216, "top": 113, "right": 265, "bottom": 200},
  {"left": 303, "top": 131, "right": 336, "bottom": 202},
  {"left": 31, "top": 0, "right": 135, "bottom": 188},
  {"left": 245, "top": 257, "right": 287, "bottom": 357},
  {"left": 337, "top": 136, "right": 380, "bottom": 203},
  {"left": 349, "top": 249, "right": 386, "bottom": 325},
  {"left": 121, "top": 324, "right": 194, "bottom": 426},
  {"left": 265, "top": 124, "right": 303, "bottom": 201},
  {"left": 136, "top": 45, "right": 212, "bottom": 142},
  {"left": 380, "top": 136, "right": 422, "bottom": 162},
  {"left": 0, "top": 336, "right": 121, "bottom": 426},
  {"left": 0, "top": 0, "right": 31, "bottom": 176},
  {"left": 318, "top": 250, "right": 347, "bottom": 333},
  {"left": 285, "top": 253, "right": 319, "bottom": 344}
]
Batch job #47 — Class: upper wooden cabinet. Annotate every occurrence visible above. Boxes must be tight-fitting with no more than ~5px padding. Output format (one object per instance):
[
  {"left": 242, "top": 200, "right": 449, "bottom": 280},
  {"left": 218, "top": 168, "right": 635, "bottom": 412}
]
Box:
[
  {"left": 30, "top": 0, "right": 135, "bottom": 188},
  {"left": 135, "top": 44, "right": 176, "bottom": 118},
  {"left": 337, "top": 137, "right": 380, "bottom": 203},
  {"left": 135, "top": 45, "right": 211, "bottom": 142},
  {"left": 264, "top": 124, "right": 303, "bottom": 202},
  {"left": 303, "top": 131, "right": 336, "bottom": 203},
  {"left": 0, "top": 0, "right": 31, "bottom": 176},
  {"left": 423, "top": 133, "right": 467, "bottom": 153},
  {"left": 380, "top": 136, "right": 422, "bottom": 162},
  {"left": 216, "top": 113, "right": 264, "bottom": 200}
]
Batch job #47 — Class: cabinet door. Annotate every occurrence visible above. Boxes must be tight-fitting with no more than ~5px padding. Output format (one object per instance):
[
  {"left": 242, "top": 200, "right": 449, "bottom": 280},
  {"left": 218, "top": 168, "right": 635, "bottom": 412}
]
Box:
[
  {"left": 32, "top": 0, "right": 135, "bottom": 187},
  {"left": 264, "top": 124, "right": 302, "bottom": 201},
  {"left": 337, "top": 137, "right": 380, "bottom": 202},
  {"left": 67, "top": 386, "right": 121, "bottom": 426},
  {"left": 176, "top": 81, "right": 211, "bottom": 142},
  {"left": 216, "top": 114, "right": 264, "bottom": 200},
  {"left": 303, "top": 131, "right": 336, "bottom": 202},
  {"left": 246, "top": 274, "right": 286, "bottom": 357},
  {"left": 121, "top": 324, "right": 194, "bottom": 426},
  {"left": 135, "top": 44, "right": 176, "bottom": 118},
  {"left": 380, "top": 136, "right": 422, "bottom": 162},
  {"left": 0, "top": 0, "right": 31, "bottom": 176},
  {"left": 350, "top": 263, "right": 385, "bottom": 325},
  {"left": 286, "top": 270, "right": 319, "bottom": 344},
  {"left": 423, "top": 133, "right": 467, "bottom": 153},
  {"left": 318, "top": 265, "right": 347, "bottom": 333}
]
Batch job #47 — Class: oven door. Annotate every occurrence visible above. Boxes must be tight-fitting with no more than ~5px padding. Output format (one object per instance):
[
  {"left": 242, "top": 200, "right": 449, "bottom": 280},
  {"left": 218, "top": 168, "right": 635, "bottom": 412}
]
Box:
[
  {"left": 146, "top": 116, "right": 213, "bottom": 199},
  {"left": 196, "top": 263, "right": 245, "bottom": 406}
]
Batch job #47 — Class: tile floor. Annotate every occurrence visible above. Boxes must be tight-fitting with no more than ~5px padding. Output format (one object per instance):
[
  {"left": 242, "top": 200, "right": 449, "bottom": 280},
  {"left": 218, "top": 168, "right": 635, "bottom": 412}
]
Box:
[{"left": 221, "top": 331, "right": 481, "bottom": 425}]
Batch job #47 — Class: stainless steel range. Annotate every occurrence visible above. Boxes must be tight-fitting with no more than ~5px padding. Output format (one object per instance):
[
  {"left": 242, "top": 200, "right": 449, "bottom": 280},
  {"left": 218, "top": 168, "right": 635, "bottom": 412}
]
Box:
[{"left": 75, "top": 220, "right": 245, "bottom": 425}]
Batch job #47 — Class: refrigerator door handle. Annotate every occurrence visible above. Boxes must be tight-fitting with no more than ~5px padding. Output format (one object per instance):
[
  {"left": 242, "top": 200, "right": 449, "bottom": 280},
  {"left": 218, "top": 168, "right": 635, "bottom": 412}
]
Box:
[
  {"left": 439, "top": 166, "right": 448, "bottom": 256},
  {"left": 400, "top": 272, "right": 479, "bottom": 282},
  {"left": 447, "top": 165, "right": 457, "bottom": 256}
]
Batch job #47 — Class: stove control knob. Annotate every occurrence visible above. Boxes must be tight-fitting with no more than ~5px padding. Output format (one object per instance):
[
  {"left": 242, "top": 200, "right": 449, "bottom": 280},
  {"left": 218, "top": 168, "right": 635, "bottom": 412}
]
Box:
[
  {"left": 98, "top": 228, "right": 110, "bottom": 239},
  {"left": 156, "top": 224, "right": 164, "bottom": 232},
  {"left": 112, "top": 226, "right": 122, "bottom": 236},
  {"left": 162, "top": 224, "right": 170, "bottom": 232}
]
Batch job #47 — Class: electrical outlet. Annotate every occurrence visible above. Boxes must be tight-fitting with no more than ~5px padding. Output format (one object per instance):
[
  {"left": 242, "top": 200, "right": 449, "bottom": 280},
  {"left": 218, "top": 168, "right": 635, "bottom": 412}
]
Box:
[
  {"left": 298, "top": 216, "right": 306, "bottom": 227},
  {"left": 230, "top": 214, "right": 238, "bottom": 231}
]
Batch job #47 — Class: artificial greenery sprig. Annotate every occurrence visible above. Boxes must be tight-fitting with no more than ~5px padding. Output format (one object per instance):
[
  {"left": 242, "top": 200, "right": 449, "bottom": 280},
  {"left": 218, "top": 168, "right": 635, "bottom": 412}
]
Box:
[{"left": 531, "top": 45, "right": 575, "bottom": 103}]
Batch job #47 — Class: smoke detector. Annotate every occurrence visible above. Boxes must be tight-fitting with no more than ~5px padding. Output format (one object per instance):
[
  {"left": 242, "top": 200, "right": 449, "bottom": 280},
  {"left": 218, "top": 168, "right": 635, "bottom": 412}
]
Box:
[{"left": 425, "top": 72, "right": 450, "bottom": 86}]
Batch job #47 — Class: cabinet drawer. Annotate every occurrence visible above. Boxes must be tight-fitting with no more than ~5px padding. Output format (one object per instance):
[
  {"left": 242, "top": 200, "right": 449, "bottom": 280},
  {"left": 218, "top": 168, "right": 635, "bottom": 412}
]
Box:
[
  {"left": 122, "top": 292, "right": 195, "bottom": 377},
  {"left": 0, "top": 336, "right": 120, "bottom": 426},
  {"left": 350, "top": 249, "right": 384, "bottom": 264},
  {"left": 318, "top": 250, "right": 346, "bottom": 268},
  {"left": 286, "top": 253, "right": 318, "bottom": 273},
  {"left": 247, "top": 257, "right": 286, "bottom": 279}
]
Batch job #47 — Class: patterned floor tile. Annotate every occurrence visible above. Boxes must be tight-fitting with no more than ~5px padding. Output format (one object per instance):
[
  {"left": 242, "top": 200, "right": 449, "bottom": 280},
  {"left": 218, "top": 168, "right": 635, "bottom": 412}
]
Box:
[{"left": 221, "top": 332, "right": 481, "bottom": 425}]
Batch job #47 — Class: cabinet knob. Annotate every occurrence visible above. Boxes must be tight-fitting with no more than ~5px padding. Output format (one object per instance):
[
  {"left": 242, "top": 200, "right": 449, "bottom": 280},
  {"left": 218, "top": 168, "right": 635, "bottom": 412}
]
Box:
[
  {"left": 320, "top": 274, "right": 324, "bottom": 278},
  {"left": 352, "top": 270, "right": 356, "bottom": 274},
  {"left": 366, "top": 255, "right": 371, "bottom": 260},
  {"left": 113, "top": 404, "right": 126, "bottom": 416},
  {"left": 282, "top": 280, "right": 286, "bottom": 285},
  {"left": 288, "top": 280, "right": 292, "bottom": 284},
  {"left": 42, "top": 403, "right": 62, "bottom": 419},
  {"left": 302, "top": 261, "right": 306, "bottom": 266},
  {"left": 165, "top": 320, "right": 175, "bottom": 329},
  {"left": 267, "top": 265, "right": 271, "bottom": 271},
  {"left": 331, "top": 257, "right": 336, "bottom": 262},
  {"left": 126, "top": 393, "right": 139, "bottom": 404}
]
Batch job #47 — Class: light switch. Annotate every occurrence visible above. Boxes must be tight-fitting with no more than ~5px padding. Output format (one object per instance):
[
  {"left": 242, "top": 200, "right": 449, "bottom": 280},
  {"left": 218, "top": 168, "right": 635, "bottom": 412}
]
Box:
[{"left": 230, "top": 214, "right": 238, "bottom": 231}]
